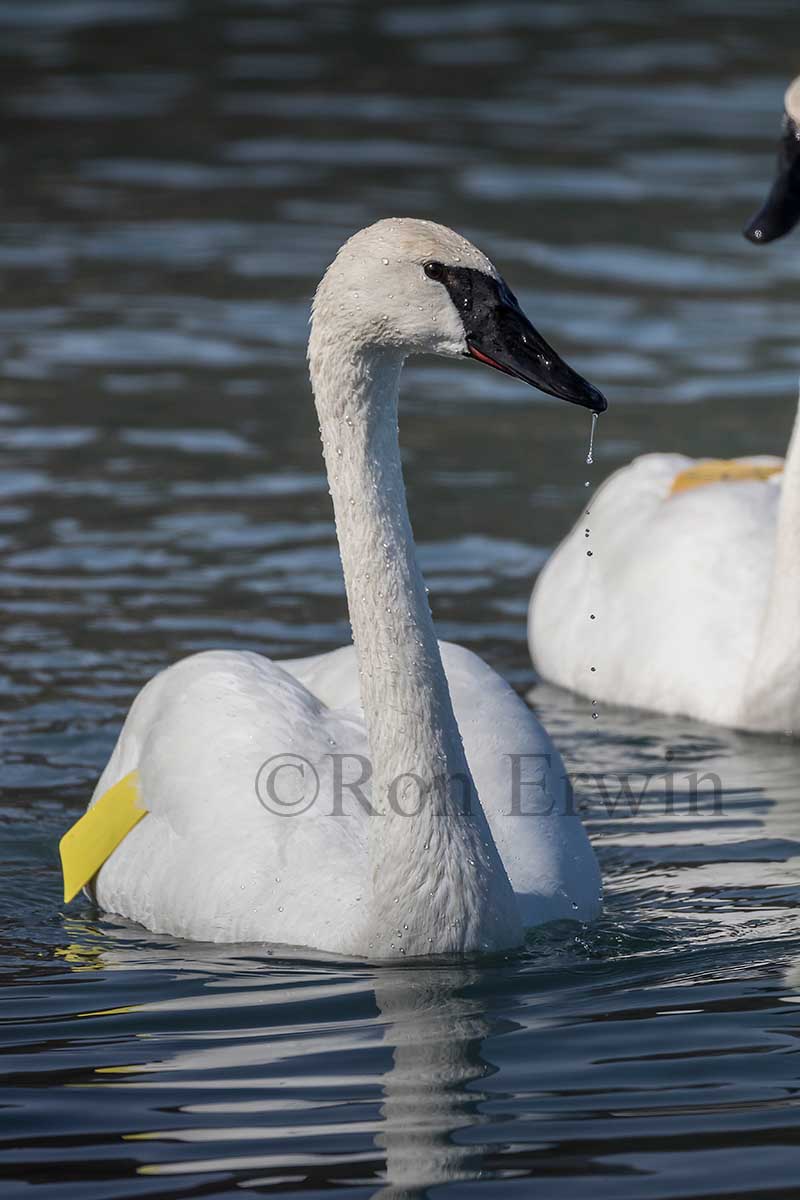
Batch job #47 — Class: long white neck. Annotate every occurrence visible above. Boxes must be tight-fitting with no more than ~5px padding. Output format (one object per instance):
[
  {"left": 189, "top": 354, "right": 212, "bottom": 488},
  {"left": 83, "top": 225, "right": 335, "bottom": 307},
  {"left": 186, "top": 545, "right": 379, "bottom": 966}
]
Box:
[
  {"left": 743, "top": 397, "right": 800, "bottom": 732},
  {"left": 308, "top": 325, "right": 522, "bottom": 956}
]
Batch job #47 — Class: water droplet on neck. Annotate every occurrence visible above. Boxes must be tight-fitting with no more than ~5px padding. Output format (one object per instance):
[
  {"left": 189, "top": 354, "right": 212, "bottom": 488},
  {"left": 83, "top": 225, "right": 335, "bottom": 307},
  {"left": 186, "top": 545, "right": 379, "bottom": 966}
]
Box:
[{"left": 382, "top": 257, "right": 389, "bottom": 265}]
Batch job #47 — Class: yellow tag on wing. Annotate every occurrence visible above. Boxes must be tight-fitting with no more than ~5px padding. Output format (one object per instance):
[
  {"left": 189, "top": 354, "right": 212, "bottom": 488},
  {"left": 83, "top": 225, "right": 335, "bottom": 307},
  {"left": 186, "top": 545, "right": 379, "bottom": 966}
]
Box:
[
  {"left": 59, "top": 770, "right": 147, "bottom": 903},
  {"left": 670, "top": 458, "right": 783, "bottom": 497}
]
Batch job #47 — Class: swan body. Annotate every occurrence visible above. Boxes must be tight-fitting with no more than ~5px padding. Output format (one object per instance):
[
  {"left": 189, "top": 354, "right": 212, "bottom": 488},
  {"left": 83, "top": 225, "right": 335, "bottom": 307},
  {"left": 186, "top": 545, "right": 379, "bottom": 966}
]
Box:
[
  {"left": 529, "top": 435, "right": 798, "bottom": 732},
  {"left": 91, "top": 643, "right": 599, "bottom": 953},
  {"left": 531, "top": 77, "right": 800, "bottom": 738},
  {"left": 84, "top": 217, "right": 605, "bottom": 958}
]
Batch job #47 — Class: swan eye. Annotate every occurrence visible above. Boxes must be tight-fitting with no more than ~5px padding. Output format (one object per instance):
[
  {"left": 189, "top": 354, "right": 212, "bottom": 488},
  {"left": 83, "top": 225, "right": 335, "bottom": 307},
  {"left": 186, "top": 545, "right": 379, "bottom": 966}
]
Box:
[{"left": 423, "top": 261, "right": 445, "bottom": 281}]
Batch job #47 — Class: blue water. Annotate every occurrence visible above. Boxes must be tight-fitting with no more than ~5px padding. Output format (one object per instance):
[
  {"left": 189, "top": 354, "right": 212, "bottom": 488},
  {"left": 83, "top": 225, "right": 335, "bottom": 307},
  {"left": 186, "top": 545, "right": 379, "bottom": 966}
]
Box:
[{"left": 2, "top": 1, "right": 800, "bottom": 1196}]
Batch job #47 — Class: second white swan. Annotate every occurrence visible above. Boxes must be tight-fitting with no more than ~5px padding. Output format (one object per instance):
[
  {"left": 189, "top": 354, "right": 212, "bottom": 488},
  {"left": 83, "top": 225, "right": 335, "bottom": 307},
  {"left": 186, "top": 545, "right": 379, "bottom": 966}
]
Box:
[{"left": 529, "top": 78, "right": 800, "bottom": 736}]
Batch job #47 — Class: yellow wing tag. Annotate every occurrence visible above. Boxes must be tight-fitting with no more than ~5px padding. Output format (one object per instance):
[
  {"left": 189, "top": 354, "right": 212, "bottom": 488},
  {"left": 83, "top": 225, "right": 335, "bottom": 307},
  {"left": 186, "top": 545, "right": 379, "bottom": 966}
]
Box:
[
  {"left": 670, "top": 459, "right": 783, "bottom": 497},
  {"left": 59, "top": 771, "right": 147, "bottom": 903}
]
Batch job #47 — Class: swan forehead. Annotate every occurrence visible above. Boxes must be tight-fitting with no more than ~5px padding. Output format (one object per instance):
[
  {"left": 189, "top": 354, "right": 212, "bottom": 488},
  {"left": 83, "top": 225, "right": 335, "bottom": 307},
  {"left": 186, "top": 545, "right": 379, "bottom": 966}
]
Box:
[
  {"left": 343, "top": 217, "right": 498, "bottom": 276},
  {"left": 785, "top": 76, "right": 800, "bottom": 124}
]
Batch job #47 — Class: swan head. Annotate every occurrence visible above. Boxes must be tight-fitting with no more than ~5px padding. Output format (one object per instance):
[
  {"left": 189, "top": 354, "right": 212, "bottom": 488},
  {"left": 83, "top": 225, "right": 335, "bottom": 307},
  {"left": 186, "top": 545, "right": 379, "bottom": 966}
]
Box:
[
  {"left": 311, "top": 218, "right": 606, "bottom": 412},
  {"left": 744, "top": 75, "right": 800, "bottom": 244}
]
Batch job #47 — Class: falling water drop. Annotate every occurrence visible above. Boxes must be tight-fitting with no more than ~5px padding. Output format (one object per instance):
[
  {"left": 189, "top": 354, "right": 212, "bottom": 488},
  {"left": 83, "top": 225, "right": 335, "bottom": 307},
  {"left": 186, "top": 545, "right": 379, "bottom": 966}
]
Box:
[{"left": 586, "top": 411, "right": 598, "bottom": 465}]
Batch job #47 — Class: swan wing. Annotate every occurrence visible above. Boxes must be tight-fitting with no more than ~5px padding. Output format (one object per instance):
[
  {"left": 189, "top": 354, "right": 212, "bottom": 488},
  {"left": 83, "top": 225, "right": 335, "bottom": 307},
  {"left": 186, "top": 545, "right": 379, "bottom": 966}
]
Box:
[{"left": 89, "top": 649, "right": 370, "bottom": 950}]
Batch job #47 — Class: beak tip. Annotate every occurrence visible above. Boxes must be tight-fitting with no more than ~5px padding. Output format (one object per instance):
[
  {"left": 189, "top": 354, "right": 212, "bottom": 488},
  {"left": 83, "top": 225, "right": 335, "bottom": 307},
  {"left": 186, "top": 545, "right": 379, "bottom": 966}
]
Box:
[{"left": 588, "top": 385, "right": 608, "bottom": 414}]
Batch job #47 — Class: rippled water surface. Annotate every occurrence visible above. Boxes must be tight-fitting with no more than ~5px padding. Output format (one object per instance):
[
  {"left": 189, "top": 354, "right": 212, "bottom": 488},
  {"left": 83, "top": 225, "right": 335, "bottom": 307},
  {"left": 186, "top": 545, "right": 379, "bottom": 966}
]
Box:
[{"left": 3, "top": 2, "right": 800, "bottom": 1196}]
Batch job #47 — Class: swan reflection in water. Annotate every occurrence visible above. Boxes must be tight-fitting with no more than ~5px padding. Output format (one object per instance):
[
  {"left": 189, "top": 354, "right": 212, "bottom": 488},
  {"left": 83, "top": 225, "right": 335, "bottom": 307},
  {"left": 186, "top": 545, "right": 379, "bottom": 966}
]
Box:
[{"left": 58, "top": 928, "right": 502, "bottom": 1195}]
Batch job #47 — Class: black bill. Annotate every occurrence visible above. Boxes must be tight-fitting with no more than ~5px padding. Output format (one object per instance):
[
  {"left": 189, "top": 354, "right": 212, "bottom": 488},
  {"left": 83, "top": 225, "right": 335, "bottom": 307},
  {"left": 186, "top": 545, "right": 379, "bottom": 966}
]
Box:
[
  {"left": 744, "top": 114, "right": 800, "bottom": 244},
  {"left": 437, "top": 264, "right": 607, "bottom": 413}
]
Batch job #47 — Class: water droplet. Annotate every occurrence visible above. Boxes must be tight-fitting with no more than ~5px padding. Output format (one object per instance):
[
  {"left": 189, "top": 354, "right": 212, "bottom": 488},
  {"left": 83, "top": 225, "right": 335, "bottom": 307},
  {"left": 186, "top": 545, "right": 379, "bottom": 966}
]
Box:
[
  {"left": 586, "top": 412, "right": 598, "bottom": 465},
  {"left": 590, "top": 614, "right": 596, "bottom": 620},
  {"left": 382, "top": 257, "right": 389, "bottom": 265},
  {"left": 590, "top": 666, "right": 596, "bottom": 672},
  {"left": 586, "top": 550, "right": 593, "bottom": 557},
  {"left": 591, "top": 713, "right": 599, "bottom": 720},
  {"left": 278, "top": 905, "right": 284, "bottom": 912},
  {"left": 393, "top": 897, "right": 399, "bottom": 903}
]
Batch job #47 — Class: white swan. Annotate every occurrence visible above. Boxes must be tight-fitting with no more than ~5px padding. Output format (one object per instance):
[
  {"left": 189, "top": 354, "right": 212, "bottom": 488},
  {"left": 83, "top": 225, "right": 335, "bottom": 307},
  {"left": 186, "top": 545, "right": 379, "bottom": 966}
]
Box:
[
  {"left": 529, "top": 80, "right": 800, "bottom": 736},
  {"left": 69, "top": 218, "right": 606, "bottom": 958}
]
